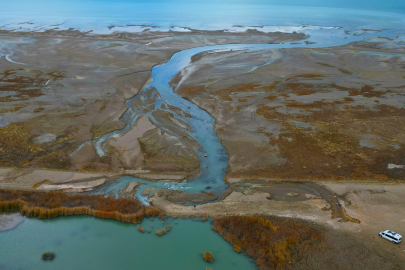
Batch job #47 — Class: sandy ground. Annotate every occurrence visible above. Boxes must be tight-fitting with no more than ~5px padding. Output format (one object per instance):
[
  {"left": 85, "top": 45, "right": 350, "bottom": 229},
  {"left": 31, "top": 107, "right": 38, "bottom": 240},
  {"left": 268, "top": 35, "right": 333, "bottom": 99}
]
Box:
[
  {"left": 103, "top": 115, "right": 156, "bottom": 169},
  {"left": 124, "top": 181, "right": 140, "bottom": 194},
  {"left": 0, "top": 213, "right": 24, "bottom": 232},
  {"left": 0, "top": 168, "right": 111, "bottom": 190},
  {"left": 323, "top": 182, "right": 405, "bottom": 265},
  {"left": 37, "top": 178, "right": 106, "bottom": 192},
  {"left": 0, "top": 166, "right": 190, "bottom": 191}
]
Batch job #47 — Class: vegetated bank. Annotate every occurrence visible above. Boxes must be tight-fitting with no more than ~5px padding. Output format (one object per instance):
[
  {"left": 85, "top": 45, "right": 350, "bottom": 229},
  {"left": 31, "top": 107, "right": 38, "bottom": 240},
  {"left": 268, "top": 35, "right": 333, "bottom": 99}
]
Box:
[
  {"left": 0, "top": 189, "right": 160, "bottom": 223},
  {"left": 213, "top": 215, "right": 399, "bottom": 270}
]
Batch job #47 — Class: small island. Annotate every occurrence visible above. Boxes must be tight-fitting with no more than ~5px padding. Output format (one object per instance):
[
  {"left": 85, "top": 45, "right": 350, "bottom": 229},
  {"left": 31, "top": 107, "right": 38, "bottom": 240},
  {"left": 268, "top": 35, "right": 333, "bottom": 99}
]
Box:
[{"left": 42, "top": 252, "right": 56, "bottom": 261}]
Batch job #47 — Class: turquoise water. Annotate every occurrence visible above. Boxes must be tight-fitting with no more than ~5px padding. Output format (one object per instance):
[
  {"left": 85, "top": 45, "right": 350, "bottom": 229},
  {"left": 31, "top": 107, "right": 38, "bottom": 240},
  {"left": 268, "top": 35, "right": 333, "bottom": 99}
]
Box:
[
  {"left": 0, "top": 217, "right": 255, "bottom": 270},
  {"left": 1, "top": 1, "right": 404, "bottom": 34}
]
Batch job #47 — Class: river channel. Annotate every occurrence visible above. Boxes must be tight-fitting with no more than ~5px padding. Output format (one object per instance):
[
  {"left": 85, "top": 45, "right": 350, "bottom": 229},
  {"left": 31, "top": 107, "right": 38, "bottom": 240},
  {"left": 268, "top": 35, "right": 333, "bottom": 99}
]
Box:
[{"left": 88, "top": 26, "right": 400, "bottom": 204}]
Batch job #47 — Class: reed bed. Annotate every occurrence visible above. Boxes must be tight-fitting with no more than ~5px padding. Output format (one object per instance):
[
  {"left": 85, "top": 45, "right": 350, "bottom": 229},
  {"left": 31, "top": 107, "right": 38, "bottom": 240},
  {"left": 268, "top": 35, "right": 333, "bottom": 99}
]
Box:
[
  {"left": 212, "top": 215, "right": 323, "bottom": 270},
  {"left": 202, "top": 251, "right": 215, "bottom": 263},
  {"left": 0, "top": 189, "right": 160, "bottom": 223}
]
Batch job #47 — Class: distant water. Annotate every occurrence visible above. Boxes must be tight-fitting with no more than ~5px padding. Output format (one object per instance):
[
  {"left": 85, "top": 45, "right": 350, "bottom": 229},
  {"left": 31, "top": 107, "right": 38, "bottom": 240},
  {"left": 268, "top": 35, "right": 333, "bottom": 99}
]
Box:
[
  {"left": 0, "top": 216, "right": 254, "bottom": 270},
  {"left": 1, "top": 0, "right": 404, "bottom": 34}
]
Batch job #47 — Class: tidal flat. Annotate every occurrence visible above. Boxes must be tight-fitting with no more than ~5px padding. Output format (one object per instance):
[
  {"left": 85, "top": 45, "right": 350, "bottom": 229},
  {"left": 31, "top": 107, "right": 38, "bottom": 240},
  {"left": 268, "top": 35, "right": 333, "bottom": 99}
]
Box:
[{"left": 0, "top": 3, "right": 405, "bottom": 269}]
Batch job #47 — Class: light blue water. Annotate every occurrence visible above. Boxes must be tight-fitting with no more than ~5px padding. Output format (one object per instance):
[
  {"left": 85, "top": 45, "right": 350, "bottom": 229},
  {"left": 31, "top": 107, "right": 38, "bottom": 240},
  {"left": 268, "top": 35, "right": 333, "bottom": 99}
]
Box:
[
  {"left": 1, "top": 1, "right": 404, "bottom": 35},
  {"left": 0, "top": 216, "right": 255, "bottom": 270}
]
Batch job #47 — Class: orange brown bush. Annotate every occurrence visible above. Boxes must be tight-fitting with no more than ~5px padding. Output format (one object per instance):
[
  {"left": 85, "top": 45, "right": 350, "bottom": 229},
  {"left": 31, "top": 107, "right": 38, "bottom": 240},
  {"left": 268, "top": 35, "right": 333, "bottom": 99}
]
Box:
[
  {"left": 212, "top": 215, "right": 324, "bottom": 270},
  {"left": 202, "top": 251, "right": 215, "bottom": 263},
  {"left": 0, "top": 189, "right": 160, "bottom": 223}
]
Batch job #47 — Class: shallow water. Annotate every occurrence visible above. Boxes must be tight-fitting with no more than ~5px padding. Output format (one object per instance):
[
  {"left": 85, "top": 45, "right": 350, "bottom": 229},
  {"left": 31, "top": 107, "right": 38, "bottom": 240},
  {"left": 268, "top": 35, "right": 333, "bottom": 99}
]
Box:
[
  {"left": 1, "top": 1, "right": 404, "bottom": 34},
  {"left": 0, "top": 216, "right": 254, "bottom": 270}
]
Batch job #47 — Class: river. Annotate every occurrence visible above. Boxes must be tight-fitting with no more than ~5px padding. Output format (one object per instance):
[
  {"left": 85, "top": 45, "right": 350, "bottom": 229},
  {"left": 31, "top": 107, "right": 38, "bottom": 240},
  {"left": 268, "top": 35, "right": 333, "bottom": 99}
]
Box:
[
  {"left": 0, "top": 2, "right": 404, "bottom": 269},
  {"left": 88, "top": 24, "right": 403, "bottom": 203}
]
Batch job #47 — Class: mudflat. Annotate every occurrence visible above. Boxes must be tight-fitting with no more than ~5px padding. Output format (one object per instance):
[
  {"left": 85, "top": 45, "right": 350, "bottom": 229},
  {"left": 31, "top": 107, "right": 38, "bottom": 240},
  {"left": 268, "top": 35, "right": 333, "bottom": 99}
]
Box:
[
  {"left": 172, "top": 40, "right": 405, "bottom": 181},
  {"left": 1, "top": 26, "right": 405, "bottom": 269},
  {"left": 0, "top": 29, "right": 306, "bottom": 187}
]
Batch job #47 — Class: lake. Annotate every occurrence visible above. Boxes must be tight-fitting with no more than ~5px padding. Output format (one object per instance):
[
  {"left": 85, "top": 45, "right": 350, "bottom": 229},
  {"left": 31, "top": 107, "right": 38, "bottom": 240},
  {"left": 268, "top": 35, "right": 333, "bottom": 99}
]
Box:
[{"left": 0, "top": 216, "right": 255, "bottom": 270}]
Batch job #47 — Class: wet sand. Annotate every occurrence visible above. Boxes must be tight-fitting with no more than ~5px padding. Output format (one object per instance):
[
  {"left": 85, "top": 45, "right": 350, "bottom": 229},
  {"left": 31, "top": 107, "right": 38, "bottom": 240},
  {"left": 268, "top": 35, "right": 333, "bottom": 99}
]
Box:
[{"left": 0, "top": 213, "right": 24, "bottom": 232}]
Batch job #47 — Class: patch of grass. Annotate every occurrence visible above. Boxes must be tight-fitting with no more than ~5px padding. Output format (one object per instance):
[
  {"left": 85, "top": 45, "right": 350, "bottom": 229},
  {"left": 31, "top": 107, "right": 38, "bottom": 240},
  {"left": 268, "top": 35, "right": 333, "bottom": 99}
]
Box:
[
  {"left": 138, "top": 136, "right": 200, "bottom": 173},
  {"left": 0, "top": 69, "right": 66, "bottom": 102},
  {"left": 42, "top": 252, "right": 55, "bottom": 261},
  {"left": 0, "top": 122, "right": 75, "bottom": 169},
  {"left": 255, "top": 101, "right": 405, "bottom": 180},
  {"left": 0, "top": 104, "right": 28, "bottom": 113},
  {"left": 91, "top": 122, "right": 122, "bottom": 138},
  {"left": 202, "top": 251, "right": 215, "bottom": 263},
  {"left": 212, "top": 215, "right": 323, "bottom": 270},
  {"left": 0, "top": 122, "right": 43, "bottom": 166},
  {"left": 155, "top": 228, "right": 167, "bottom": 236}
]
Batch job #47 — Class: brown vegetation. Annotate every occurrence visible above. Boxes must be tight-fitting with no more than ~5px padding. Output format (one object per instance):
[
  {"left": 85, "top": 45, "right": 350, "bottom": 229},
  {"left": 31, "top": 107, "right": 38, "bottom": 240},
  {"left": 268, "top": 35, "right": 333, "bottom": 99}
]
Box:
[
  {"left": 212, "top": 214, "right": 397, "bottom": 269},
  {"left": 0, "top": 69, "right": 65, "bottom": 102},
  {"left": 202, "top": 251, "right": 215, "bottom": 263},
  {"left": 42, "top": 252, "right": 56, "bottom": 261},
  {"left": 212, "top": 215, "right": 323, "bottom": 270},
  {"left": 155, "top": 228, "right": 167, "bottom": 236},
  {"left": 138, "top": 130, "right": 200, "bottom": 173},
  {"left": 177, "top": 85, "right": 205, "bottom": 97},
  {"left": 0, "top": 189, "right": 160, "bottom": 223},
  {"left": 254, "top": 99, "right": 405, "bottom": 180},
  {"left": 0, "top": 122, "right": 74, "bottom": 168}
]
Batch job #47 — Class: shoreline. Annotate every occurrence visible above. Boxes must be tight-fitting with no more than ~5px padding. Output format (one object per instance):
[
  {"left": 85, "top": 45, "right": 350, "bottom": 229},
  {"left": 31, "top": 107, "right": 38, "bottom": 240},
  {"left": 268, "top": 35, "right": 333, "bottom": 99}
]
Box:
[
  {"left": 0, "top": 189, "right": 161, "bottom": 224},
  {"left": 0, "top": 213, "right": 24, "bottom": 232}
]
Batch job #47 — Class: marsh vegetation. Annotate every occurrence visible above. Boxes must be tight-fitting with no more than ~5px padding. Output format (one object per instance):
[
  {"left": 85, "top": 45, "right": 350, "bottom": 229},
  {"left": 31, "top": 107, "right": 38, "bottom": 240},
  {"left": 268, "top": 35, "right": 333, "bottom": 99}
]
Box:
[
  {"left": 202, "top": 251, "right": 215, "bottom": 263},
  {"left": 213, "top": 215, "right": 399, "bottom": 270},
  {"left": 0, "top": 189, "right": 160, "bottom": 223},
  {"left": 41, "top": 252, "right": 56, "bottom": 261}
]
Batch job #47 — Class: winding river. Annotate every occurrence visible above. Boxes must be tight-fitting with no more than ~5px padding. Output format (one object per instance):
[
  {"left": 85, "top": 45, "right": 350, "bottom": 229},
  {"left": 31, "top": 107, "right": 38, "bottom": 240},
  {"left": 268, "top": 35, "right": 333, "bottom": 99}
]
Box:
[
  {"left": 1, "top": 4, "right": 405, "bottom": 269},
  {"left": 87, "top": 26, "right": 401, "bottom": 204}
]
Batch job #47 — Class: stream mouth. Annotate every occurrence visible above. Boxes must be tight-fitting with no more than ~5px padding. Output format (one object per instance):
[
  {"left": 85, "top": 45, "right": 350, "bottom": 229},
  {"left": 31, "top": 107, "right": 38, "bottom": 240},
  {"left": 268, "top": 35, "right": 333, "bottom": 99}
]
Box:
[{"left": 88, "top": 27, "right": 402, "bottom": 204}]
